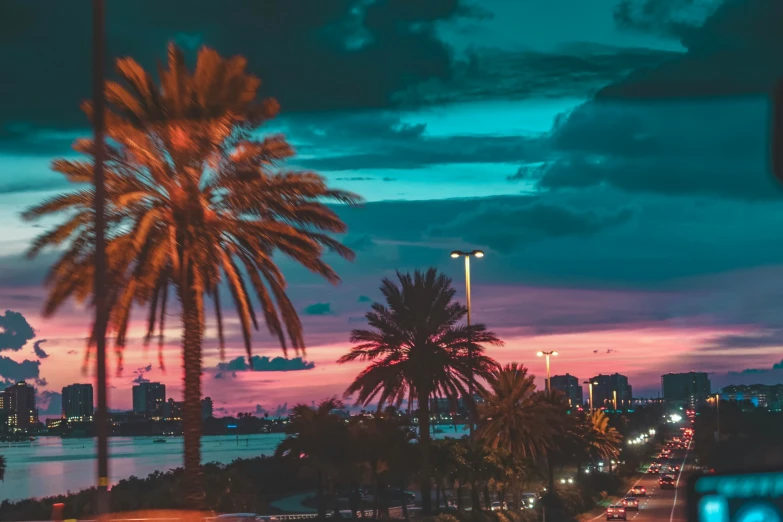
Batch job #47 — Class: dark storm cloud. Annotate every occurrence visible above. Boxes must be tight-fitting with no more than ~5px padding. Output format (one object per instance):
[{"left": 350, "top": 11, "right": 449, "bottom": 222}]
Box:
[
  {"left": 38, "top": 390, "right": 62, "bottom": 416},
  {"left": 406, "top": 44, "right": 676, "bottom": 105},
  {"left": 428, "top": 199, "right": 635, "bottom": 254},
  {"left": 0, "top": 0, "right": 473, "bottom": 132},
  {"left": 603, "top": 0, "right": 783, "bottom": 99},
  {"left": 33, "top": 339, "right": 49, "bottom": 359},
  {"left": 302, "top": 303, "right": 336, "bottom": 316},
  {"left": 701, "top": 330, "right": 783, "bottom": 351},
  {"left": 613, "top": 0, "right": 720, "bottom": 39},
  {"left": 216, "top": 356, "right": 315, "bottom": 372},
  {"left": 0, "top": 310, "right": 36, "bottom": 352},
  {"left": 291, "top": 111, "right": 546, "bottom": 171},
  {"left": 0, "top": 355, "right": 40, "bottom": 383},
  {"left": 513, "top": 97, "right": 781, "bottom": 200}
]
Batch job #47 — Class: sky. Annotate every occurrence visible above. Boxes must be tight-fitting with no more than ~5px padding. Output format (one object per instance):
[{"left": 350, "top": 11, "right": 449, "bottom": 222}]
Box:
[{"left": 3, "top": 0, "right": 783, "bottom": 417}]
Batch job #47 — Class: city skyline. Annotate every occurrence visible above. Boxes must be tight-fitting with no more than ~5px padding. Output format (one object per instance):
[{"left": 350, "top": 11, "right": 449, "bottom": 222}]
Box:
[{"left": 4, "top": 0, "right": 783, "bottom": 416}]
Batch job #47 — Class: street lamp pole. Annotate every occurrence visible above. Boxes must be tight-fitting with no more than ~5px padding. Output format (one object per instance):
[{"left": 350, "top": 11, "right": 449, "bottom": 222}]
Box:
[
  {"left": 92, "top": 0, "right": 110, "bottom": 515},
  {"left": 451, "top": 250, "right": 484, "bottom": 436},
  {"left": 584, "top": 381, "right": 598, "bottom": 413},
  {"left": 716, "top": 393, "right": 721, "bottom": 440},
  {"left": 613, "top": 390, "right": 617, "bottom": 411},
  {"left": 536, "top": 351, "right": 558, "bottom": 393}
]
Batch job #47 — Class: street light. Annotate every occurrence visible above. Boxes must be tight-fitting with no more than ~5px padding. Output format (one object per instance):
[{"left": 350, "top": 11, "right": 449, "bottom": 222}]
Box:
[
  {"left": 536, "top": 351, "right": 558, "bottom": 392},
  {"left": 583, "top": 381, "right": 598, "bottom": 412},
  {"left": 450, "top": 249, "right": 484, "bottom": 436}
]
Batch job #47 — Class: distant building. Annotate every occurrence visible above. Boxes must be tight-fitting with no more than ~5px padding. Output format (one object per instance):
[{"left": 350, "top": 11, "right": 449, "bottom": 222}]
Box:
[
  {"left": 588, "top": 374, "right": 633, "bottom": 411},
  {"left": 662, "top": 372, "right": 711, "bottom": 409},
  {"left": 164, "top": 397, "right": 215, "bottom": 420},
  {"left": 202, "top": 397, "right": 213, "bottom": 420},
  {"left": 2, "top": 382, "right": 38, "bottom": 428},
  {"left": 721, "top": 384, "right": 783, "bottom": 411},
  {"left": 132, "top": 382, "right": 166, "bottom": 419},
  {"left": 550, "top": 374, "right": 583, "bottom": 406},
  {"left": 62, "top": 384, "right": 94, "bottom": 421}
]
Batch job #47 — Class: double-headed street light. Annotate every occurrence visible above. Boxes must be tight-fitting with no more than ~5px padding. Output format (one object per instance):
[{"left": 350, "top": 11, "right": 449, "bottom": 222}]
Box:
[
  {"left": 583, "top": 380, "right": 599, "bottom": 412},
  {"left": 536, "top": 351, "right": 558, "bottom": 393},
  {"left": 450, "top": 250, "right": 484, "bottom": 326},
  {"left": 451, "top": 249, "right": 484, "bottom": 436}
]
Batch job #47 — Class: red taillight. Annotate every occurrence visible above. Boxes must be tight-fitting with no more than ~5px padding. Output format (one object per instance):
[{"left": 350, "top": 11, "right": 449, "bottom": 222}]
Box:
[
  {"left": 608, "top": 509, "right": 613, "bottom": 513},
  {"left": 619, "top": 509, "right": 625, "bottom": 513}
]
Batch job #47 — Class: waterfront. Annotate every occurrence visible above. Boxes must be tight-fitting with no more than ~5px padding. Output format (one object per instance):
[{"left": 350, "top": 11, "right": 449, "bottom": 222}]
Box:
[
  {"left": 0, "top": 434, "right": 284, "bottom": 502},
  {"left": 1, "top": 427, "right": 467, "bottom": 502}
]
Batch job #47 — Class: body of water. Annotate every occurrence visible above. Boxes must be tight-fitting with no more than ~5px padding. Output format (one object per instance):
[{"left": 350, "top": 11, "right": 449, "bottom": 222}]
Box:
[{"left": 1, "top": 427, "right": 467, "bottom": 502}]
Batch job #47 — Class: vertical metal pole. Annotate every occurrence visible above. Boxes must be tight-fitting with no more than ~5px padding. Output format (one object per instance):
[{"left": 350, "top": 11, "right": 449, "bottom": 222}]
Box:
[
  {"left": 589, "top": 384, "right": 593, "bottom": 413},
  {"left": 92, "top": 0, "right": 110, "bottom": 515},
  {"left": 465, "top": 255, "right": 473, "bottom": 436},
  {"left": 545, "top": 354, "right": 551, "bottom": 393},
  {"left": 716, "top": 394, "right": 720, "bottom": 440},
  {"left": 613, "top": 390, "right": 617, "bottom": 411}
]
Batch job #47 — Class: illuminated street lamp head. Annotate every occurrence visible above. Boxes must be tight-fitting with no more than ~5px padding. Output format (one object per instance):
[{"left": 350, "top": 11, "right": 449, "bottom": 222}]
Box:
[
  {"left": 537, "top": 351, "right": 544, "bottom": 357},
  {"left": 450, "top": 250, "right": 485, "bottom": 258},
  {"left": 537, "top": 350, "right": 558, "bottom": 356}
]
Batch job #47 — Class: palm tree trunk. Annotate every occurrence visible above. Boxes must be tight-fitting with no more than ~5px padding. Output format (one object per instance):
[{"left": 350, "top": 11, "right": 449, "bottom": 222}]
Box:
[
  {"left": 417, "top": 391, "right": 433, "bottom": 515},
  {"left": 471, "top": 480, "right": 480, "bottom": 512},
  {"left": 483, "top": 483, "right": 491, "bottom": 510},
  {"left": 547, "top": 453, "right": 555, "bottom": 496},
  {"left": 181, "top": 291, "right": 205, "bottom": 508},
  {"left": 457, "top": 483, "right": 464, "bottom": 512},
  {"left": 435, "top": 482, "right": 441, "bottom": 511},
  {"left": 401, "top": 478, "right": 411, "bottom": 522}
]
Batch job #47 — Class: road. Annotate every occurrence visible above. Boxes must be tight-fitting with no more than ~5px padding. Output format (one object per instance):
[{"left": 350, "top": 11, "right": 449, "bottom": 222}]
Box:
[{"left": 587, "top": 442, "right": 692, "bottom": 522}]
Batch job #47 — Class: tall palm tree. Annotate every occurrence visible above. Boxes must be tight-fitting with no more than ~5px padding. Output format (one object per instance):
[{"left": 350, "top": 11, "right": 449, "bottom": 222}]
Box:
[
  {"left": 23, "top": 44, "right": 360, "bottom": 505},
  {"left": 477, "top": 363, "right": 558, "bottom": 509},
  {"left": 276, "top": 398, "right": 350, "bottom": 519},
  {"left": 582, "top": 410, "right": 623, "bottom": 471},
  {"left": 338, "top": 268, "right": 502, "bottom": 514}
]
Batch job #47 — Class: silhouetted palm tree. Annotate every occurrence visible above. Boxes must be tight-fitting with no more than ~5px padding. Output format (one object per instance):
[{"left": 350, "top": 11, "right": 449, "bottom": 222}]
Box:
[
  {"left": 478, "top": 363, "right": 557, "bottom": 509},
  {"left": 339, "top": 268, "right": 502, "bottom": 514},
  {"left": 23, "top": 44, "right": 359, "bottom": 505},
  {"left": 582, "top": 410, "right": 623, "bottom": 471},
  {"left": 277, "top": 398, "right": 350, "bottom": 519}
]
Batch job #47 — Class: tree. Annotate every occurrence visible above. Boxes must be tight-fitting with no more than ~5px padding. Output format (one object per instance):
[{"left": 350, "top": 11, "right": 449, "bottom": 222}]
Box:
[
  {"left": 477, "top": 363, "right": 557, "bottom": 509},
  {"left": 582, "top": 411, "right": 623, "bottom": 471},
  {"left": 339, "top": 269, "right": 502, "bottom": 514},
  {"left": 23, "top": 44, "right": 359, "bottom": 505},
  {"left": 0, "top": 455, "right": 5, "bottom": 481},
  {"left": 276, "top": 398, "right": 350, "bottom": 519}
]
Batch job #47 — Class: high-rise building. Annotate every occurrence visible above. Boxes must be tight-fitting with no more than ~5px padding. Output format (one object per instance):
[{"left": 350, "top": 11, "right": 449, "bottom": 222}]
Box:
[
  {"left": 721, "top": 384, "right": 783, "bottom": 411},
  {"left": 550, "top": 374, "right": 583, "bottom": 406},
  {"left": 202, "top": 397, "right": 213, "bottom": 420},
  {"left": 3, "top": 382, "right": 38, "bottom": 428},
  {"left": 62, "top": 384, "right": 94, "bottom": 421},
  {"left": 661, "top": 372, "right": 711, "bottom": 409},
  {"left": 588, "top": 374, "right": 633, "bottom": 410},
  {"left": 132, "top": 382, "right": 166, "bottom": 419}
]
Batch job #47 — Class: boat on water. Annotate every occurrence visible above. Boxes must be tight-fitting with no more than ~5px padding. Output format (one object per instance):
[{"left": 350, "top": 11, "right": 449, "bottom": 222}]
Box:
[{"left": 153, "top": 438, "right": 167, "bottom": 443}]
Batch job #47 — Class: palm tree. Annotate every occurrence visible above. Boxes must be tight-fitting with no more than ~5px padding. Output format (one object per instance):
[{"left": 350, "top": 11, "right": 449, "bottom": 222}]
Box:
[
  {"left": 276, "top": 398, "right": 350, "bottom": 519},
  {"left": 0, "top": 455, "right": 5, "bottom": 481},
  {"left": 338, "top": 268, "right": 502, "bottom": 514},
  {"left": 582, "top": 410, "right": 623, "bottom": 471},
  {"left": 477, "top": 363, "right": 558, "bottom": 509},
  {"left": 23, "top": 44, "right": 360, "bottom": 505},
  {"left": 430, "top": 439, "right": 463, "bottom": 510}
]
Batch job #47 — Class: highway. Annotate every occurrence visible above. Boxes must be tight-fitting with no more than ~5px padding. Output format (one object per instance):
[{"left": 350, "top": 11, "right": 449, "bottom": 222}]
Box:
[{"left": 586, "top": 442, "right": 692, "bottom": 522}]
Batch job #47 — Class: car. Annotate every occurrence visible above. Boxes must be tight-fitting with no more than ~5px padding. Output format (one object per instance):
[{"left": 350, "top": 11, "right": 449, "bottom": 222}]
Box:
[
  {"left": 622, "top": 497, "right": 639, "bottom": 511},
  {"left": 606, "top": 505, "right": 627, "bottom": 520},
  {"left": 648, "top": 466, "right": 660, "bottom": 473},
  {"left": 519, "top": 493, "right": 537, "bottom": 509},
  {"left": 631, "top": 485, "right": 647, "bottom": 496},
  {"left": 660, "top": 475, "right": 676, "bottom": 489},
  {"left": 490, "top": 501, "right": 506, "bottom": 511}
]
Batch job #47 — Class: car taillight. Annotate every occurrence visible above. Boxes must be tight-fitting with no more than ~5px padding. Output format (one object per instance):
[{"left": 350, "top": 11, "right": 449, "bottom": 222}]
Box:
[
  {"left": 619, "top": 508, "right": 625, "bottom": 512},
  {"left": 608, "top": 509, "right": 613, "bottom": 513}
]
